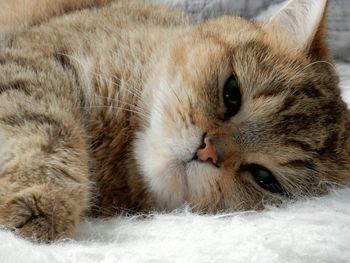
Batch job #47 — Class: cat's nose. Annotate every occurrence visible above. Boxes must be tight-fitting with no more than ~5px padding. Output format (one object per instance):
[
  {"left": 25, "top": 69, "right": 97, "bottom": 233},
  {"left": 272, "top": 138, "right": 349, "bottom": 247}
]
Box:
[{"left": 196, "top": 136, "right": 219, "bottom": 165}]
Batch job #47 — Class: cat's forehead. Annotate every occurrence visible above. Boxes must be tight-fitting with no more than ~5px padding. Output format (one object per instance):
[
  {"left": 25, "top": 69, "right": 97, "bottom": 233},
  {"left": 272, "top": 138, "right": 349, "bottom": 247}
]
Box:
[{"left": 169, "top": 19, "right": 308, "bottom": 88}]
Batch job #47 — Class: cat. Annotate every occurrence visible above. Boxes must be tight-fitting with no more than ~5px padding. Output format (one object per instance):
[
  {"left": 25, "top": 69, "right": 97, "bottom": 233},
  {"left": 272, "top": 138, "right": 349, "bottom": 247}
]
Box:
[{"left": 0, "top": 0, "right": 349, "bottom": 241}]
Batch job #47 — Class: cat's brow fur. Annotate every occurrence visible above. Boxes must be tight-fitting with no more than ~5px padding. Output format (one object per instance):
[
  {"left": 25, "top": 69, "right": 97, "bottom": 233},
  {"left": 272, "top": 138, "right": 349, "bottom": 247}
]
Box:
[{"left": 0, "top": 0, "right": 349, "bottom": 241}]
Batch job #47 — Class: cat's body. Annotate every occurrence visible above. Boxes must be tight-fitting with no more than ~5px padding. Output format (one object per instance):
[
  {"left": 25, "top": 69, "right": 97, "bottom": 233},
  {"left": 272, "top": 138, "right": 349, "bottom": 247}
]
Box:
[
  {"left": 0, "top": 0, "right": 349, "bottom": 241},
  {"left": 0, "top": 0, "right": 185, "bottom": 236}
]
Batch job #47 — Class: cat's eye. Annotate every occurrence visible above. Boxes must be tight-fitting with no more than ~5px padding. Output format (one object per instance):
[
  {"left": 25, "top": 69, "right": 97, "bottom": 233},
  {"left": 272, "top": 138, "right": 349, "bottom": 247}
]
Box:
[
  {"left": 223, "top": 75, "right": 241, "bottom": 118},
  {"left": 244, "top": 164, "right": 284, "bottom": 194}
]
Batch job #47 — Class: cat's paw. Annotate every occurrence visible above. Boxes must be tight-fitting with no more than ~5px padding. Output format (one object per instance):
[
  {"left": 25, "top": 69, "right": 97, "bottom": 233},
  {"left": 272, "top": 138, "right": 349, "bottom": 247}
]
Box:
[{"left": 0, "top": 186, "right": 80, "bottom": 242}]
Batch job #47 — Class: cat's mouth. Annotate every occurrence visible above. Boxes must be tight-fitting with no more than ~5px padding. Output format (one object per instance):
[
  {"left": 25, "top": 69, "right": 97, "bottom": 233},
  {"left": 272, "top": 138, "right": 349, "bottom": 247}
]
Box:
[
  {"left": 182, "top": 157, "right": 221, "bottom": 178},
  {"left": 188, "top": 156, "right": 221, "bottom": 169}
]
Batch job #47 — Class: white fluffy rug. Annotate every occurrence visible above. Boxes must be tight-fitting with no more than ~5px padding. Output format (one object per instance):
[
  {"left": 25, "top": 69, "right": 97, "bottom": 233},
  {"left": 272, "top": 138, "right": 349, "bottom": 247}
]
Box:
[
  {"left": 0, "top": 66, "right": 349, "bottom": 263},
  {"left": 1, "top": 188, "right": 350, "bottom": 262}
]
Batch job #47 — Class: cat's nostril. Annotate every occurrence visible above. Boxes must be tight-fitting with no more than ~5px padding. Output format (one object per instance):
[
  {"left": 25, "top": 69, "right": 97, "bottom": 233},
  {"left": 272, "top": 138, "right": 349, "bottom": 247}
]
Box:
[
  {"left": 199, "top": 132, "right": 207, "bottom": 149},
  {"left": 196, "top": 136, "right": 219, "bottom": 165}
]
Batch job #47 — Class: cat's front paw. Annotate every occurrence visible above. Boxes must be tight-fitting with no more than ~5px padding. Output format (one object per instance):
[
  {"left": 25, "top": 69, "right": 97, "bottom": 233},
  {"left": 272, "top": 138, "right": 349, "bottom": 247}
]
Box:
[{"left": 0, "top": 186, "right": 81, "bottom": 242}]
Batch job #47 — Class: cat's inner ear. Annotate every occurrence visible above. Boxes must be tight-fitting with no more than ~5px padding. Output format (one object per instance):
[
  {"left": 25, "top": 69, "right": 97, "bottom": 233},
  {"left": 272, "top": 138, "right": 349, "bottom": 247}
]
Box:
[{"left": 263, "top": 0, "right": 328, "bottom": 55}]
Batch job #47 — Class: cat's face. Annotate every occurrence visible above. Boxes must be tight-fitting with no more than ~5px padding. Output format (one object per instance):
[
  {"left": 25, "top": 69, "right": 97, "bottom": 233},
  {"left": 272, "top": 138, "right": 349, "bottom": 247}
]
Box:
[{"left": 135, "top": 0, "right": 350, "bottom": 211}]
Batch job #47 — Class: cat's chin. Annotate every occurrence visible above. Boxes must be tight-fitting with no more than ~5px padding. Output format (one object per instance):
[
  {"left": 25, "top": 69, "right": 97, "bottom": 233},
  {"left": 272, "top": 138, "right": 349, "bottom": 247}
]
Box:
[{"left": 151, "top": 159, "right": 221, "bottom": 211}]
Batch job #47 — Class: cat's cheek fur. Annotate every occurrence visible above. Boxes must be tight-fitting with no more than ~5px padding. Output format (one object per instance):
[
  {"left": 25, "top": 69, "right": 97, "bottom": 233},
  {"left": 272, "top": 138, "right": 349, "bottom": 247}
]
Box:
[
  {"left": 133, "top": 103, "right": 196, "bottom": 210},
  {"left": 134, "top": 129, "right": 187, "bottom": 210},
  {"left": 185, "top": 161, "right": 222, "bottom": 208},
  {"left": 0, "top": 135, "right": 11, "bottom": 177},
  {"left": 134, "top": 66, "right": 186, "bottom": 209},
  {"left": 135, "top": 70, "right": 225, "bottom": 210}
]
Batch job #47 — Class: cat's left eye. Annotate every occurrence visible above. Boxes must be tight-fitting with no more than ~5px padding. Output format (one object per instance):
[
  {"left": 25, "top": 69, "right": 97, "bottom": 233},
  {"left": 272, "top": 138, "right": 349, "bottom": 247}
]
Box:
[
  {"left": 244, "top": 164, "right": 284, "bottom": 194},
  {"left": 223, "top": 74, "right": 241, "bottom": 119}
]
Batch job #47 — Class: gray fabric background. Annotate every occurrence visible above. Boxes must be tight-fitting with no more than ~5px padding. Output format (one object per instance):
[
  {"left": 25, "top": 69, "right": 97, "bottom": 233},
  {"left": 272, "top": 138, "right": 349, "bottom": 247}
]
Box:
[{"left": 159, "top": 0, "right": 350, "bottom": 61}]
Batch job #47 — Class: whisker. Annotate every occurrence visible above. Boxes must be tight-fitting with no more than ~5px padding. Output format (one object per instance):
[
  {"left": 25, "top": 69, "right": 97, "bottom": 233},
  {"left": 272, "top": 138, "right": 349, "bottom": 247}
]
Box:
[
  {"left": 56, "top": 52, "right": 144, "bottom": 102},
  {"left": 81, "top": 105, "right": 150, "bottom": 119},
  {"left": 111, "top": 75, "right": 142, "bottom": 98},
  {"left": 91, "top": 94, "right": 145, "bottom": 111},
  {"left": 293, "top": 60, "right": 338, "bottom": 80}
]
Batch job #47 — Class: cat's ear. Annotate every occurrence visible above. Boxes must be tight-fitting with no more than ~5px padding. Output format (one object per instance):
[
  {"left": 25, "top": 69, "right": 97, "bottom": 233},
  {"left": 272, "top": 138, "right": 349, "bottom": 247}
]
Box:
[{"left": 263, "top": 0, "right": 329, "bottom": 59}]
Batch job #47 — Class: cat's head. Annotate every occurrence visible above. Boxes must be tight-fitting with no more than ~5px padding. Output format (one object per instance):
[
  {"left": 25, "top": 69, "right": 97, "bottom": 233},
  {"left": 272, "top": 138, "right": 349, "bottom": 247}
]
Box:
[{"left": 135, "top": 0, "right": 350, "bottom": 211}]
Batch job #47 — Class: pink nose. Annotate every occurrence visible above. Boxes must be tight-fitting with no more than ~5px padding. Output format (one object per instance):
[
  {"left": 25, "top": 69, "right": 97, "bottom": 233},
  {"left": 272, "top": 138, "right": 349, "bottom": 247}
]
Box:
[{"left": 196, "top": 137, "right": 219, "bottom": 164}]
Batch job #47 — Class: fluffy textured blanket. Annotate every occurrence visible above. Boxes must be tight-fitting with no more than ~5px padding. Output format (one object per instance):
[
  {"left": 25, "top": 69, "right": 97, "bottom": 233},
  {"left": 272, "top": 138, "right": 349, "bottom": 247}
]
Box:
[
  {"left": 1, "top": 1, "right": 350, "bottom": 262},
  {"left": 1, "top": 181, "right": 350, "bottom": 262}
]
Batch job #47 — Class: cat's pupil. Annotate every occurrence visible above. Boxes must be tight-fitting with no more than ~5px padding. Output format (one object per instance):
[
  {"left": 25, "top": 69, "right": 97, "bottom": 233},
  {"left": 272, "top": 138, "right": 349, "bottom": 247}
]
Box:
[
  {"left": 245, "top": 164, "right": 284, "bottom": 194},
  {"left": 223, "top": 75, "right": 241, "bottom": 118}
]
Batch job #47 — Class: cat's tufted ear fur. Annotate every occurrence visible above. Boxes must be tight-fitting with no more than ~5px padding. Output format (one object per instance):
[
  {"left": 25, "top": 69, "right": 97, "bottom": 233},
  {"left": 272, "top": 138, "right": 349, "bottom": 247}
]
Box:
[{"left": 263, "top": 0, "right": 329, "bottom": 60}]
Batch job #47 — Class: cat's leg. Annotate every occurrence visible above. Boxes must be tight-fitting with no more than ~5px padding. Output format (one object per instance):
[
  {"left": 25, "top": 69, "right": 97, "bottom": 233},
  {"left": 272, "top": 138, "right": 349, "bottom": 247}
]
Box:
[{"left": 0, "top": 75, "right": 91, "bottom": 241}]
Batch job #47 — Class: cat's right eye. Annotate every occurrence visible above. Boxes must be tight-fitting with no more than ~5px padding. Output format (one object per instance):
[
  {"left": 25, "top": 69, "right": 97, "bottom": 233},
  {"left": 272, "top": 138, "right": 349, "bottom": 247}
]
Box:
[{"left": 223, "top": 75, "right": 241, "bottom": 119}]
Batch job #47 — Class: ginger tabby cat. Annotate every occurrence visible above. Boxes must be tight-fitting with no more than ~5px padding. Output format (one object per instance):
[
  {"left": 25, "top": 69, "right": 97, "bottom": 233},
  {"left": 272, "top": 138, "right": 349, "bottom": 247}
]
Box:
[{"left": 0, "top": 0, "right": 349, "bottom": 241}]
